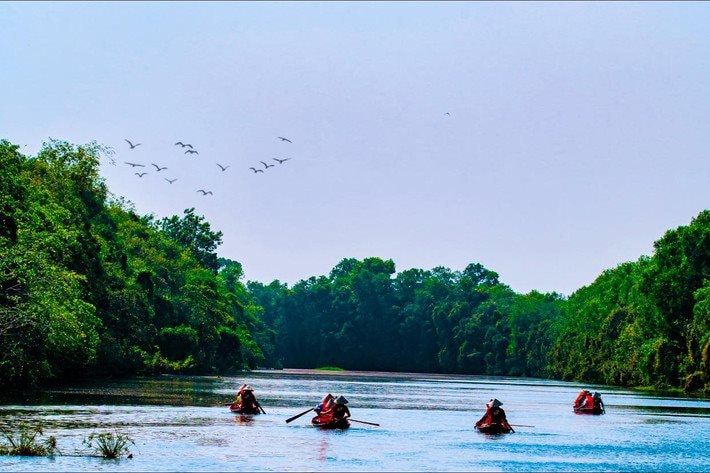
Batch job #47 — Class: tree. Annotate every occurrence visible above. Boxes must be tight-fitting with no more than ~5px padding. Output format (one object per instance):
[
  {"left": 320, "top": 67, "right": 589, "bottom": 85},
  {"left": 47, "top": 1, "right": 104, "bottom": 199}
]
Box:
[{"left": 158, "top": 208, "right": 223, "bottom": 272}]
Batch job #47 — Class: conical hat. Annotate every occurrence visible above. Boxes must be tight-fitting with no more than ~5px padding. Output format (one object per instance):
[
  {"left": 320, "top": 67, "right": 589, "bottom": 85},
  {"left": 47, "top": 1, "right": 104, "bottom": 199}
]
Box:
[
  {"left": 487, "top": 398, "right": 502, "bottom": 408},
  {"left": 335, "top": 395, "right": 349, "bottom": 405},
  {"left": 242, "top": 385, "right": 254, "bottom": 391}
]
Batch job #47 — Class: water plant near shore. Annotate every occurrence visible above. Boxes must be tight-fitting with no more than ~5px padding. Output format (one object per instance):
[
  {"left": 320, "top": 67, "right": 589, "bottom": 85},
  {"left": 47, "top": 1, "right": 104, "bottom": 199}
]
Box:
[
  {"left": 0, "top": 423, "right": 58, "bottom": 456},
  {"left": 82, "top": 432, "right": 135, "bottom": 459}
]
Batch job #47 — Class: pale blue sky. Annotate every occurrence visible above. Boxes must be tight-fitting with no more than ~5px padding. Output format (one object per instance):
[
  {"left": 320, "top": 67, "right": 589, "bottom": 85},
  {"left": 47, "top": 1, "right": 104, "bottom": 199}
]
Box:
[{"left": 2, "top": 2, "right": 708, "bottom": 295}]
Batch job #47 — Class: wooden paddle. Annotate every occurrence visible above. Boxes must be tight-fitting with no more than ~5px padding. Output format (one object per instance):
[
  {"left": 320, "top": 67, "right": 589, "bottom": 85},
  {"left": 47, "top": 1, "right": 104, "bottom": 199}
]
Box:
[
  {"left": 255, "top": 400, "right": 267, "bottom": 415},
  {"left": 349, "top": 419, "right": 380, "bottom": 427},
  {"left": 509, "top": 424, "right": 535, "bottom": 427},
  {"left": 285, "top": 408, "right": 314, "bottom": 423}
]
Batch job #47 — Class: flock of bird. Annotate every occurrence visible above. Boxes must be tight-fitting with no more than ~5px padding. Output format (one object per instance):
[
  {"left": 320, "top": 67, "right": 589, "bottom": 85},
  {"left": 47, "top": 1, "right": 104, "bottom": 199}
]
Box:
[
  {"left": 111, "top": 137, "right": 295, "bottom": 197},
  {"left": 110, "top": 114, "right": 451, "bottom": 198}
]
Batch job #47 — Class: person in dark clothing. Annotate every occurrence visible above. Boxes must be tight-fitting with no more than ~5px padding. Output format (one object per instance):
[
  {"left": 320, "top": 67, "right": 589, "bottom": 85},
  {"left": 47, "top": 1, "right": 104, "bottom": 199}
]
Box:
[
  {"left": 593, "top": 392, "right": 605, "bottom": 412},
  {"left": 329, "top": 395, "right": 351, "bottom": 421}
]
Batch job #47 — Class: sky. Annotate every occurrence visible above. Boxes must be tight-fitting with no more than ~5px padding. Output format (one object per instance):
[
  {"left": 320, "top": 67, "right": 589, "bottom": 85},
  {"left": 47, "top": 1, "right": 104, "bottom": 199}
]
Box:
[{"left": 2, "top": 1, "right": 708, "bottom": 295}]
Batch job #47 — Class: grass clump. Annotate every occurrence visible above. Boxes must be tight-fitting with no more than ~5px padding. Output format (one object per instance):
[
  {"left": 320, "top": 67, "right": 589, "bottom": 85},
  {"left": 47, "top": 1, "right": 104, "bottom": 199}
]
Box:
[
  {"left": 315, "top": 366, "right": 345, "bottom": 371},
  {"left": 83, "top": 432, "right": 135, "bottom": 459},
  {"left": 0, "top": 423, "right": 58, "bottom": 456}
]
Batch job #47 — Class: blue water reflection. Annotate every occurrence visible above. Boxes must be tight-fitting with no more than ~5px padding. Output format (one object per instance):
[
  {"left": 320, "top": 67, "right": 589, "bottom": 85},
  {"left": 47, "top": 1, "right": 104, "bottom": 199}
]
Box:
[{"left": 0, "top": 370, "right": 708, "bottom": 471}]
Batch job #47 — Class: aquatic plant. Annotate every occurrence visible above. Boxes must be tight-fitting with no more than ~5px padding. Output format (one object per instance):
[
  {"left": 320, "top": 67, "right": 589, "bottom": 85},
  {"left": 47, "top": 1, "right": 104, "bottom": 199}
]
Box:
[
  {"left": 82, "top": 432, "right": 135, "bottom": 459},
  {"left": 0, "top": 423, "right": 58, "bottom": 456}
]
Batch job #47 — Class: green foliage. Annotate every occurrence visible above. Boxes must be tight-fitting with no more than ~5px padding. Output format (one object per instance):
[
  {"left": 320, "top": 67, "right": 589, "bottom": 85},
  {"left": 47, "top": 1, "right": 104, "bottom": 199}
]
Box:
[
  {"left": 158, "top": 208, "right": 223, "bottom": 272},
  {"left": 82, "top": 432, "right": 134, "bottom": 459},
  {"left": 1, "top": 137, "right": 706, "bottom": 392},
  {"left": 0, "top": 139, "right": 272, "bottom": 387},
  {"left": 548, "top": 211, "right": 709, "bottom": 390},
  {"left": 0, "top": 423, "right": 58, "bottom": 456},
  {"left": 250, "top": 212, "right": 709, "bottom": 391},
  {"left": 251, "top": 256, "right": 561, "bottom": 377}
]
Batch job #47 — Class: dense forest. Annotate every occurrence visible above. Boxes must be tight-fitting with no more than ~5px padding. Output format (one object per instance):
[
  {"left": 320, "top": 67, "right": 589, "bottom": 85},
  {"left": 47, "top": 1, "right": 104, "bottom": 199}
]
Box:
[
  {"left": 1, "top": 140, "right": 708, "bottom": 392},
  {"left": 0, "top": 140, "right": 274, "bottom": 388}
]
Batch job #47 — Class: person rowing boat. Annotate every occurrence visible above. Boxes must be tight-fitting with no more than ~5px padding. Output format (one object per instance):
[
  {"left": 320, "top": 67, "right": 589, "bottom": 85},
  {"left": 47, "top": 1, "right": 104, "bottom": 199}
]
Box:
[
  {"left": 312, "top": 394, "right": 351, "bottom": 429},
  {"left": 475, "top": 398, "right": 514, "bottom": 434},
  {"left": 230, "top": 384, "right": 264, "bottom": 414}
]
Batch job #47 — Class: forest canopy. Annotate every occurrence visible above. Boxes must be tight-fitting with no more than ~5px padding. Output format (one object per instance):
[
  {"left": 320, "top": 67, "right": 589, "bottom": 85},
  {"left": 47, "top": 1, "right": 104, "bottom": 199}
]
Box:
[{"left": 1, "top": 140, "right": 708, "bottom": 392}]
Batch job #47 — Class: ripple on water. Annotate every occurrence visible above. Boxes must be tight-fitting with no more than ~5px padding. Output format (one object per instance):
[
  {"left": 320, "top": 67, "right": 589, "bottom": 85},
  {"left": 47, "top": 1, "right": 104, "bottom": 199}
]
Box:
[{"left": 1, "top": 371, "right": 709, "bottom": 472}]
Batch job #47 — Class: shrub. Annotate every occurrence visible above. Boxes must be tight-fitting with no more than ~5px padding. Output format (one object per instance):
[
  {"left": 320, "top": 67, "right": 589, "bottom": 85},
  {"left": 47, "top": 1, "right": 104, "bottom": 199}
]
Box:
[
  {"left": 0, "top": 423, "right": 58, "bottom": 456},
  {"left": 82, "top": 432, "right": 134, "bottom": 459}
]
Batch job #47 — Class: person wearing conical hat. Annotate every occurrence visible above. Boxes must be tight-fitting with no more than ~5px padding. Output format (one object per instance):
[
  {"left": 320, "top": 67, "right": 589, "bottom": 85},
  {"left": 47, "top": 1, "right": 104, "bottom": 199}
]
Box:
[
  {"left": 475, "top": 398, "right": 512, "bottom": 432},
  {"left": 234, "top": 384, "right": 262, "bottom": 414},
  {"left": 234, "top": 384, "right": 247, "bottom": 404},
  {"left": 314, "top": 393, "right": 335, "bottom": 414},
  {"left": 330, "top": 395, "right": 351, "bottom": 422}
]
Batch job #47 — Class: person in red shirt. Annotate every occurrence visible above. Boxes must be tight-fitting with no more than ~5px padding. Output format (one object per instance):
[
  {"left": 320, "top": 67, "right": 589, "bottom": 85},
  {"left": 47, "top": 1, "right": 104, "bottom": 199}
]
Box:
[
  {"left": 581, "top": 392, "right": 595, "bottom": 409},
  {"left": 573, "top": 390, "right": 591, "bottom": 408},
  {"left": 314, "top": 393, "right": 335, "bottom": 414},
  {"left": 475, "top": 398, "right": 512, "bottom": 431}
]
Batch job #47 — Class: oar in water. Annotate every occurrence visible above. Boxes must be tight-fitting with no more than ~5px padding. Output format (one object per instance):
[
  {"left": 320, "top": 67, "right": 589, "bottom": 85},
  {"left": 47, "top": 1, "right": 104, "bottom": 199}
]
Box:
[
  {"left": 285, "top": 408, "right": 314, "bottom": 423},
  {"left": 256, "top": 401, "right": 267, "bottom": 415},
  {"left": 509, "top": 424, "right": 535, "bottom": 428},
  {"left": 349, "top": 419, "right": 380, "bottom": 427}
]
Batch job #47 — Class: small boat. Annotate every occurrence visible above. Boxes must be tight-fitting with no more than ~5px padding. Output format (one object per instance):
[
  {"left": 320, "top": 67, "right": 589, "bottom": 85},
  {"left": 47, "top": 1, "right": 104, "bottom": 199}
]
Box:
[
  {"left": 311, "top": 414, "right": 350, "bottom": 430},
  {"left": 574, "top": 406, "right": 604, "bottom": 415},
  {"left": 475, "top": 423, "right": 513, "bottom": 434},
  {"left": 229, "top": 402, "right": 261, "bottom": 415}
]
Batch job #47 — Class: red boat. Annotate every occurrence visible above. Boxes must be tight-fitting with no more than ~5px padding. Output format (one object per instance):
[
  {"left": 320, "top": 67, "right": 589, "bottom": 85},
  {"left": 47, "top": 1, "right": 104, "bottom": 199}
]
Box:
[
  {"left": 311, "top": 414, "right": 350, "bottom": 430},
  {"left": 574, "top": 406, "right": 605, "bottom": 415},
  {"left": 475, "top": 423, "right": 513, "bottom": 434},
  {"left": 229, "top": 403, "right": 261, "bottom": 415}
]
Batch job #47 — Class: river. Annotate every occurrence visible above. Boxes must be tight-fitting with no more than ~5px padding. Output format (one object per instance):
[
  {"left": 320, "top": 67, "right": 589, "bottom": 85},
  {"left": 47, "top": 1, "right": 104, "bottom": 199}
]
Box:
[{"left": 0, "top": 369, "right": 708, "bottom": 471}]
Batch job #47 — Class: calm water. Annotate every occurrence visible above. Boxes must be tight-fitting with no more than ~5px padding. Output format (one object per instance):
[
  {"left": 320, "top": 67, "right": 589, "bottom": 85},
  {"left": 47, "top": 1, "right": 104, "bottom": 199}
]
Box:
[{"left": 0, "top": 370, "right": 708, "bottom": 471}]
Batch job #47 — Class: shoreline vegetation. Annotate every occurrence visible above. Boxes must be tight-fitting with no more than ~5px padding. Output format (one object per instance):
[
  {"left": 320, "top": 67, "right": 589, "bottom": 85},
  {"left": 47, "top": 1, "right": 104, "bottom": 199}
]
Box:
[
  {"left": 0, "top": 423, "right": 133, "bottom": 460},
  {"left": 1, "top": 139, "right": 708, "bottom": 395}
]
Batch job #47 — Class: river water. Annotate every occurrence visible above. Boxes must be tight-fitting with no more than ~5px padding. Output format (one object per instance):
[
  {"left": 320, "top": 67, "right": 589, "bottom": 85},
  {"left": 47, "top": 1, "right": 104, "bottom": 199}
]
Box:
[{"left": 0, "top": 369, "right": 708, "bottom": 471}]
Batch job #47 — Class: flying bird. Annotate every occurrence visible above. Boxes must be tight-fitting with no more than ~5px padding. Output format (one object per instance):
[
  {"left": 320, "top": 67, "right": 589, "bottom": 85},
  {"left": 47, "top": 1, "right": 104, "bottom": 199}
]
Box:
[
  {"left": 260, "top": 161, "right": 275, "bottom": 169},
  {"left": 249, "top": 167, "right": 264, "bottom": 173},
  {"left": 135, "top": 172, "right": 147, "bottom": 178},
  {"left": 216, "top": 163, "right": 230, "bottom": 171},
  {"left": 273, "top": 158, "right": 291, "bottom": 164},
  {"left": 174, "top": 142, "right": 194, "bottom": 149},
  {"left": 185, "top": 150, "right": 199, "bottom": 155},
  {"left": 124, "top": 162, "right": 145, "bottom": 167},
  {"left": 277, "top": 136, "right": 292, "bottom": 143},
  {"left": 197, "top": 189, "right": 213, "bottom": 195},
  {"left": 444, "top": 112, "right": 451, "bottom": 116},
  {"left": 165, "top": 178, "right": 178, "bottom": 184},
  {"left": 125, "top": 139, "right": 141, "bottom": 149},
  {"left": 152, "top": 163, "right": 168, "bottom": 171}
]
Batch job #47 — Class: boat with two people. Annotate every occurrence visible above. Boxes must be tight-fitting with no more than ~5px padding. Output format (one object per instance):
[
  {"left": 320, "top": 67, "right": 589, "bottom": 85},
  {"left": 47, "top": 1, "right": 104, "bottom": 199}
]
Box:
[
  {"left": 573, "top": 390, "right": 605, "bottom": 415},
  {"left": 312, "top": 393, "right": 351, "bottom": 429}
]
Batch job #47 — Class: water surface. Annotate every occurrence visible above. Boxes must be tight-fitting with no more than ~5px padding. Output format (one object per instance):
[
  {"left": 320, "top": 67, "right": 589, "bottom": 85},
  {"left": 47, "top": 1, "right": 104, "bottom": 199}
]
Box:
[{"left": 0, "top": 370, "right": 708, "bottom": 471}]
